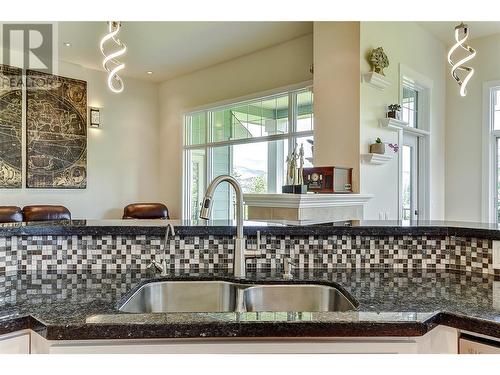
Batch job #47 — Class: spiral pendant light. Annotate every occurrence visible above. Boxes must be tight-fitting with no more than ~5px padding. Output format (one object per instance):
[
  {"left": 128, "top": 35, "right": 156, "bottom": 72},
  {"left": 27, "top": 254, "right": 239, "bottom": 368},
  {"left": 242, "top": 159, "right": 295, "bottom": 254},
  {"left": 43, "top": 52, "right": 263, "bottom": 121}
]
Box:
[
  {"left": 447, "top": 23, "right": 476, "bottom": 97},
  {"left": 100, "top": 21, "right": 127, "bottom": 93}
]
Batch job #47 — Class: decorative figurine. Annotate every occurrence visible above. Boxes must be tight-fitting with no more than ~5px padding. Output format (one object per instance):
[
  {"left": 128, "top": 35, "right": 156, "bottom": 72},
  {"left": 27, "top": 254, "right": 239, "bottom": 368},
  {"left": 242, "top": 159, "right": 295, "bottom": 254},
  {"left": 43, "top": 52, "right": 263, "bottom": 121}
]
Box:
[
  {"left": 286, "top": 155, "right": 292, "bottom": 185},
  {"left": 368, "top": 47, "right": 389, "bottom": 76},
  {"left": 298, "top": 143, "right": 304, "bottom": 185},
  {"left": 282, "top": 143, "right": 307, "bottom": 194},
  {"left": 288, "top": 144, "right": 298, "bottom": 185}
]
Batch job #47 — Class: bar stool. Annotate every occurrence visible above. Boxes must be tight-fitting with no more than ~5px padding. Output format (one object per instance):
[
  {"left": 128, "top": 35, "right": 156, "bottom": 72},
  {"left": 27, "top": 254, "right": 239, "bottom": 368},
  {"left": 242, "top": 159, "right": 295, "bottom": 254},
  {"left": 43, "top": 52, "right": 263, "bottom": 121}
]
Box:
[
  {"left": 122, "top": 203, "right": 169, "bottom": 219},
  {"left": 22, "top": 205, "right": 72, "bottom": 222},
  {"left": 0, "top": 206, "right": 23, "bottom": 223}
]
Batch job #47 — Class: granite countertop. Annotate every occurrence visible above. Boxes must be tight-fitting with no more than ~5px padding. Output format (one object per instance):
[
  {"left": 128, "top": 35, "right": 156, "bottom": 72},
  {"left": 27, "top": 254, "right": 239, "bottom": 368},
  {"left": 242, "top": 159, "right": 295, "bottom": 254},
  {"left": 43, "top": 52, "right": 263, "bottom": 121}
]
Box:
[
  {"left": 0, "top": 268, "right": 499, "bottom": 340},
  {"left": 1, "top": 219, "right": 500, "bottom": 239}
]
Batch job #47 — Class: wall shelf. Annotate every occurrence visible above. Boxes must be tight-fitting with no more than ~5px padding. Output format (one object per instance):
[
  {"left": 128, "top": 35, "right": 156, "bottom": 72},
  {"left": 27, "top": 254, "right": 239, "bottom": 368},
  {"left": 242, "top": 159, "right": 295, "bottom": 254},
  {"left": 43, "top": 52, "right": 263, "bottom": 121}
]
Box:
[
  {"left": 362, "top": 153, "right": 393, "bottom": 165},
  {"left": 362, "top": 72, "right": 391, "bottom": 91},
  {"left": 378, "top": 118, "right": 409, "bottom": 130},
  {"left": 379, "top": 118, "right": 430, "bottom": 136}
]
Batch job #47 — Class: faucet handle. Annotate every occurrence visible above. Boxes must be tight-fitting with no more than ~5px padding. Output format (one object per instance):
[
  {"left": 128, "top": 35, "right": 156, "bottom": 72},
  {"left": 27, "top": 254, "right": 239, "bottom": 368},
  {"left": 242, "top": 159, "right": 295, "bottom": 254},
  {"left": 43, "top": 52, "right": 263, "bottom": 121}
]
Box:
[
  {"left": 161, "top": 258, "right": 170, "bottom": 266},
  {"left": 160, "top": 258, "right": 170, "bottom": 276},
  {"left": 147, "top": 259, "right": 164, "bottom": 273},
  {"left": 282, "top": 257, "right": 297, "bottom": 279}
]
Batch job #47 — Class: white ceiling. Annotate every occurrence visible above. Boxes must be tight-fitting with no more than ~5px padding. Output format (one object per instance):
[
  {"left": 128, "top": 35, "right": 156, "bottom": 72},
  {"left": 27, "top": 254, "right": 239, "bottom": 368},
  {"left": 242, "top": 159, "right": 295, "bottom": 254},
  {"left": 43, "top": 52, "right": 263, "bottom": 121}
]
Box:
[
  {"left": 58, "top": 22, "right": 313, "bottom": 83},
  {"left": 418, "top": 21, "right": 500, "bottom": 45}
]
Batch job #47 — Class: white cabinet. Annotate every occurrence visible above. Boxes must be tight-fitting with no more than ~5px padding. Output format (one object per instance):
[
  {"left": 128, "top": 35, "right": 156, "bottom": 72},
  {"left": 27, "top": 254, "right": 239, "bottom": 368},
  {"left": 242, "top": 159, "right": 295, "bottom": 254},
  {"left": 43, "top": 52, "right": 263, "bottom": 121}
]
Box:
[
  {"left": 30, "top": 325, "right": 458, "bottom": 354},
  {"left": 31, "top": 336, "right": 419, "bottom": 354},
  {"left": 0, "top": 325, "right": 475, "bottom": 354},
  {"left": 0, "top": 330, "right": 30, "bottom": 354},
  {"left": 459, "top": 333, "right": 500, "bottom": 354}
]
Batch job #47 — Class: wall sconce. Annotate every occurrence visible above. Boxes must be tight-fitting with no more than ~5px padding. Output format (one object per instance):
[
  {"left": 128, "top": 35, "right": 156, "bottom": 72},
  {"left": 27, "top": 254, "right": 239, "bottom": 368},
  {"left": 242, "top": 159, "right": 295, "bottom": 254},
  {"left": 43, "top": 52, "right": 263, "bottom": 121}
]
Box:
[{"left": 89, "top": 107, "right": 101, "bottom": 128}]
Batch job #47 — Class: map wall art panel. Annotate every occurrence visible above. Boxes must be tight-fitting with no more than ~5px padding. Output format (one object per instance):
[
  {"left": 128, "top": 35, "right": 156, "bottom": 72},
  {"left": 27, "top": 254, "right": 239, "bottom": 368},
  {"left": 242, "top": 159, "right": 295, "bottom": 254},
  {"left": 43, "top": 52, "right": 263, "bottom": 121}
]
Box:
[
  {"left": 26, "top": 70, "right": 87, "bottom": 188},
  {"left": 0, "top": 64, "right": 22, "bottom": 188}
]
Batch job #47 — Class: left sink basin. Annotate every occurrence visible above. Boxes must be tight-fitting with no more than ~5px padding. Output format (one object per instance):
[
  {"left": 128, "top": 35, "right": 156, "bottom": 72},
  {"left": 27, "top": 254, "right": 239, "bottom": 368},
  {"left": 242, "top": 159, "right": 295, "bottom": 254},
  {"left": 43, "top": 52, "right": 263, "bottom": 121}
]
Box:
[{"left": 119, "top": 281, "right": 241, "bottom": 313}]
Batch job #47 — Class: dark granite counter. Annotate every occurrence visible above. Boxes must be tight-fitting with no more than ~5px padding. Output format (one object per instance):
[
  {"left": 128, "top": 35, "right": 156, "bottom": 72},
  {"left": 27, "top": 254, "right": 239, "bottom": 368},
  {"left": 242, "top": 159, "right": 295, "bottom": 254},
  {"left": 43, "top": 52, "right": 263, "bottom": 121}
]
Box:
[
  {"left": 0, "top": 268, "right": 499, "bottom": 340},
  {"left": 1, "top": 219, "right": 500, "bottom": 239}
]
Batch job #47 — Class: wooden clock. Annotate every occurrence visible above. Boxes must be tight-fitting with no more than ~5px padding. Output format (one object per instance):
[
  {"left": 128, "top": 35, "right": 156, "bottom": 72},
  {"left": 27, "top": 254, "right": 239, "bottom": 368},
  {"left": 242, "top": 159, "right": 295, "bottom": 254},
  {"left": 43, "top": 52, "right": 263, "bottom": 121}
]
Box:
[{"left": 303, "top": 166, "right": 353, "bottom": 193}]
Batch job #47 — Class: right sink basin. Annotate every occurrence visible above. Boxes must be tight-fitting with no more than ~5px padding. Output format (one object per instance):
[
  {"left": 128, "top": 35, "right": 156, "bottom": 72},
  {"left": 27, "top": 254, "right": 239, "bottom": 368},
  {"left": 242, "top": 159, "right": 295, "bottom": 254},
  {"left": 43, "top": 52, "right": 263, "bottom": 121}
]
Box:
[{"left": 243, "top": 284, "right": 356, "bottom": 312}]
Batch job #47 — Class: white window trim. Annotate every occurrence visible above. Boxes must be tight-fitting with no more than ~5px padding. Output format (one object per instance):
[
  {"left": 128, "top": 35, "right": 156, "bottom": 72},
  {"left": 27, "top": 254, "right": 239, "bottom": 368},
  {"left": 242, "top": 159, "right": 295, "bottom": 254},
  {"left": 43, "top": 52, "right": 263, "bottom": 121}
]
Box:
[
  {"left": 481, "top": 80, "right": 500, "bottom": 223},
  {"left": 396, "top": 64, "right": 432, "bottom": 221},
  {"left": 183, "top": 80, "right": 313, "bottom": 115},
  {"left": 181, "top": 81, "right": 313, "bottom": 220}
]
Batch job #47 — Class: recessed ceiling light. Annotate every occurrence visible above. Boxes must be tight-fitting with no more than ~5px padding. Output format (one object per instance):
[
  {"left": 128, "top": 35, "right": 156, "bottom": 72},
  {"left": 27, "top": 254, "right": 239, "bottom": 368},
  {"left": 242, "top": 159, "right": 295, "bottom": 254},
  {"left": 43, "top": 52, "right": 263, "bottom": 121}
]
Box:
[
  {"left": 63, "top": 42, "right": 71, "bottom": 47},
  {"left": 147, "top": 71, "right": 153, "bottom": 75}
]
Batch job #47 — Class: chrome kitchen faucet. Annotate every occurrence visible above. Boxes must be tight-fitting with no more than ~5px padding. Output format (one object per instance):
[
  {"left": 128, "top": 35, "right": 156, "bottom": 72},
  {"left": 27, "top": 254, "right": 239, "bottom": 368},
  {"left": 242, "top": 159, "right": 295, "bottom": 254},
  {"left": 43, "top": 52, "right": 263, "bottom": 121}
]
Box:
[{"left": 200, "top": 175, "right": 248, "bottom": 278}]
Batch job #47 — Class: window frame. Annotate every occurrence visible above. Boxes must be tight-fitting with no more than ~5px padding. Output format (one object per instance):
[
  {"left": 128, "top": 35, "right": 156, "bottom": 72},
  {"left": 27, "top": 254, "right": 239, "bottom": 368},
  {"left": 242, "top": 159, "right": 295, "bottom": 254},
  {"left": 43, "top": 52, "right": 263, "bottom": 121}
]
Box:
[
  {"left": 481, "top": 81, "right": 500, "bottom": 223},
  {"left": 396, "top": 64, "right": 432, "bottom": 221},
  {"left": 181, "top": 81, "right": 313, "bottom": 220},
  {"left": 401, "top": 85, "right": 419, "bottom": 128}
]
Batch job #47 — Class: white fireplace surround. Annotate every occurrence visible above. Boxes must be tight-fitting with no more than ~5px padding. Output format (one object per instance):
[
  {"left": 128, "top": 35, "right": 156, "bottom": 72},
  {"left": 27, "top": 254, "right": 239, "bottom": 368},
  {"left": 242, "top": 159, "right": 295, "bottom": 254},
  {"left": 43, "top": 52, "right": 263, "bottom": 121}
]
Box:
[{"left": 243, "top": 193, "right": 373, "bottom": 224}]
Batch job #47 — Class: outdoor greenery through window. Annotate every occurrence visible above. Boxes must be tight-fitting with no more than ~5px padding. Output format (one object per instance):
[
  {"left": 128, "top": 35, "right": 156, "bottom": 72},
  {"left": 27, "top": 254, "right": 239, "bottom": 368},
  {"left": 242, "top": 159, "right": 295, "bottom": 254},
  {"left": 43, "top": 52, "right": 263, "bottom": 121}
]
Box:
[{"left": 183, "top": 86, "right": 313, "bottom": 220}]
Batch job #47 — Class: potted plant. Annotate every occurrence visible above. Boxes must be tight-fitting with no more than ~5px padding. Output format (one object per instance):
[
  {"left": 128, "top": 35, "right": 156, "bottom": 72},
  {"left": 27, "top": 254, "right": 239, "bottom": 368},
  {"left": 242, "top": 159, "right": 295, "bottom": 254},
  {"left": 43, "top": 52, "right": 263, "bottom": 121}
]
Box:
[
  {"left": 370, "top": 137, "right": 385, "bottom": 154},
  {"left": 387, "top": 104, "right": 402, "bottom": 120}
]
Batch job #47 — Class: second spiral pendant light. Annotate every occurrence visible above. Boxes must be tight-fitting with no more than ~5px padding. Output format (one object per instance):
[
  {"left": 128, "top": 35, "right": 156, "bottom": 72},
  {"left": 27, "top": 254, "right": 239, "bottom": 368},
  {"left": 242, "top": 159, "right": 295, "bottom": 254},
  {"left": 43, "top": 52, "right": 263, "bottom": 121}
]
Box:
[
  {"left": 447, "top": 23, "right": 476, "bottom": 97},
  {"left": 100, "top": 21, "right": 127, "bottom": 93}
]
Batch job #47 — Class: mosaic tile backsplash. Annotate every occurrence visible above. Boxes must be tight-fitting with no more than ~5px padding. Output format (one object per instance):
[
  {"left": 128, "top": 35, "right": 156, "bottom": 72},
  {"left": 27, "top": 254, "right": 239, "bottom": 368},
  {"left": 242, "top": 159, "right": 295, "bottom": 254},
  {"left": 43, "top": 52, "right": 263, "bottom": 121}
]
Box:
[{"left": 0, "top": 234, "right": 496, "bottom": 275}]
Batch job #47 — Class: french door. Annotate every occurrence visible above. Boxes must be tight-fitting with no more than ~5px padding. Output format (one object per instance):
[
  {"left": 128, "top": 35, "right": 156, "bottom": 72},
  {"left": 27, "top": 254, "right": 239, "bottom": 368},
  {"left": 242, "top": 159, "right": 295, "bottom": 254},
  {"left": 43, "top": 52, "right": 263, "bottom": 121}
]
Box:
[{"left": 402, "top": 133, "right": 419, "bottom": 220}]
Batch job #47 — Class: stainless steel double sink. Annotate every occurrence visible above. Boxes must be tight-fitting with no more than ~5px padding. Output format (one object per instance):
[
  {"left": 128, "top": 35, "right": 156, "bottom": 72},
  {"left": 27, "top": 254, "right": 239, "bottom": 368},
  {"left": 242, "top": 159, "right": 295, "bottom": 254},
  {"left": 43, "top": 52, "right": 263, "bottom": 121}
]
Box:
[{"left": 119, "top": 280, "right": 357, "bottom": 313}]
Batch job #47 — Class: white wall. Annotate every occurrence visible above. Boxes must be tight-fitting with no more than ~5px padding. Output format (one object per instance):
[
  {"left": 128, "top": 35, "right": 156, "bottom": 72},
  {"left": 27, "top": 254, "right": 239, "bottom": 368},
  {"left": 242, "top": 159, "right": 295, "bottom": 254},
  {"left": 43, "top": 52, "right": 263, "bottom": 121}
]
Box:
[
  {"left": 313, "top": 22, "right": 360, "bottom": 192},
  {"left": 360, "top": 22, "right": 446, "bottom": 220},
  {"left": 0, "top": 61, "right": 161, "bottom": 219},
  {"left": 158, "top": 34, "right": 313, "bottom": 218},
  {"left": 445, "top": 33, "right": 500, "bottom": 222}
]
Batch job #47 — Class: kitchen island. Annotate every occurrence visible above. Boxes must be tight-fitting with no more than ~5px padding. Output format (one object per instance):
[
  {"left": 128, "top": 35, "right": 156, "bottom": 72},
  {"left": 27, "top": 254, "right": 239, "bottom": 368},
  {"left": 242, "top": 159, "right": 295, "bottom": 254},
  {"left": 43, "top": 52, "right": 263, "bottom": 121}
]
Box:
[{"left": 0, "top": 220, "right": 499, "bottom": 353}]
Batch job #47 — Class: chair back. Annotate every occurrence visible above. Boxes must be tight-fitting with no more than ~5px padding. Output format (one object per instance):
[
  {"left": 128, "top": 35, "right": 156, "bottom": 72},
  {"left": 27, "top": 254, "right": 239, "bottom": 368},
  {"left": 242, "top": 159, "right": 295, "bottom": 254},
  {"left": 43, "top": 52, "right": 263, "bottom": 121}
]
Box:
[
  {"left": 23, "top": 205, "right": 72, "bottom": 222},
  {"left": 122, "top": 203, "right": 169, "bottom": 219},
  {"left": 0, "top": 206, "right": 23, "bottom": 223}
]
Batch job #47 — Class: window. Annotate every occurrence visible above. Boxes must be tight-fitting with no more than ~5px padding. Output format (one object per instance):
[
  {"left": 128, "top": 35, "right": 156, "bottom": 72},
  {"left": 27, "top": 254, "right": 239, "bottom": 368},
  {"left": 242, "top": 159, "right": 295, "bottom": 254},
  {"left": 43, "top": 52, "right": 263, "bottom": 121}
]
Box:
[
  {"left": 484, "top": 85, "right": 500, "bottom": 223},
  {"left": 494, "top": 89, "right": 500, "bottom": 130},
  {"left": 402, "top": 86, "right": 418, "bottom": 128},
  {"left": 398, "top": 65, "right": 432, "bottom": 221},
  {"left": 401, "top": 83, "right": 421, "bottom": 221},
  {"left": 494, "top": 89, "right": 500, "bottom": 222},
  {"left": 497, "top": 138, "right": 500, "bottom": 222},
  {"left": 401, "top": 136, "right": 419, "bottom": 220},
  {"left": 183, "top": 86, "right": 313, "bottom": 220}
]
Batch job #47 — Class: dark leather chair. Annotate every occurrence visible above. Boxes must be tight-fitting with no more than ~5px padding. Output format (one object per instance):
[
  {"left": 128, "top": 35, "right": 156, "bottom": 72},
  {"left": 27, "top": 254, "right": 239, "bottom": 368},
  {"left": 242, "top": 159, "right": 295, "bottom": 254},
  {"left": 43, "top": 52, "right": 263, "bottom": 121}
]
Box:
[
  {"left": 0, "top": 206, "right": 23, "bottom": 223},
  {"left": 22, "top": 205, "right": 71, "bottom": 222},
  {"left": 122, "top": 203, "right": 169, "bottom": 219}
]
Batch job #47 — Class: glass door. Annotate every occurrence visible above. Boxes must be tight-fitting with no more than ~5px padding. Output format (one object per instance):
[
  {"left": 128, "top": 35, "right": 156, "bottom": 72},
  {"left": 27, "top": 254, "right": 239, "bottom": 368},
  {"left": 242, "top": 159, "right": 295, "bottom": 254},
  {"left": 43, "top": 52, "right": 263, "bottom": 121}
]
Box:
[{"left": 402, "top": 133, "right": 419, "bottom": 221}]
